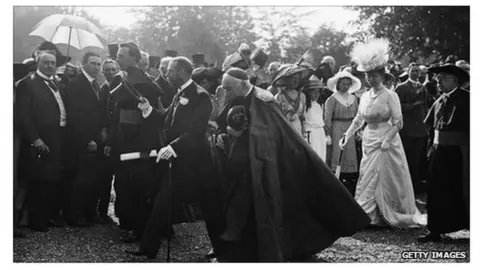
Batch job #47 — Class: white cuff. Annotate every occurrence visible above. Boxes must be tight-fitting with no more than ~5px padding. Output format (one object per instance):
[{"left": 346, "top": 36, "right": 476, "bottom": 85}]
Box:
[
  {"left": 166, "top": 145, "right": 177, "bottom": 158},
  {"left": 142, "top": 106, "right": 153, "bottom": 119}
]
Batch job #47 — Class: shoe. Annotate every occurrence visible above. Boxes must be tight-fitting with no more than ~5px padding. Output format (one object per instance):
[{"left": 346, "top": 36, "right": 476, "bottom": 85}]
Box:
[
  {"left": 417, "top": 232, "right": 442, "bottom": 243},
  {"left": 48, "top": 219, "right": 67, "bottom": 227},
  {"left": 68, "top": 219, "right": 94, "bottom": 228},
  {"left": 205, "top": 249, "right": 216, "bottom": 259},
  {"left": 97, "top": 215, "right": 114, "bottom": 224},
  {"left": 120, "top": 230, "right": 138, "bottom": 243},
  {"left": 14, "top": 228, "right": 26, "bottom": 238},
  {"left": 30, "top": 225, "right": 49, "bottom": 233},
  {"left": 124, "top": 248, "right": 156, "bottom": 259}
]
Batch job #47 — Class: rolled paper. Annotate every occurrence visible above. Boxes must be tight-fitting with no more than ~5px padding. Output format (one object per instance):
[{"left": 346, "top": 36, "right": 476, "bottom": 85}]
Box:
[{"left": 120, "top": 149, "right": 158, "bottom": 161}]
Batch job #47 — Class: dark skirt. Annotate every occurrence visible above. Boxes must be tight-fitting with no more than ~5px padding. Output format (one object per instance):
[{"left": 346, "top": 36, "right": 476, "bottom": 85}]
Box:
[{"left": 427, "top": 145, "right": 469, "bottom": 233}]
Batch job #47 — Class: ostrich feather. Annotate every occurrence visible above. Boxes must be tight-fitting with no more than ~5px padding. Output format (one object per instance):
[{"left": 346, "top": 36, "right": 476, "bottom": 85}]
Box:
[{"left": 350, "top": 38, "right": 390, "bottom": 72}]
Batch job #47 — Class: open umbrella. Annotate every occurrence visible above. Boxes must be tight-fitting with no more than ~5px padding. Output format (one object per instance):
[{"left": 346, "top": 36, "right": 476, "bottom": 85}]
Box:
[{"left": 29, "top": 14, "right": 106, "bottom": 58}]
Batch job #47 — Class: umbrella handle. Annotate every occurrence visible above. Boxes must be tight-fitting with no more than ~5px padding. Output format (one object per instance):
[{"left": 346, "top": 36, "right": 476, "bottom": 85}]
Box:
[{"left": 66, "top": 26, "right": 72, "bottom": 59}]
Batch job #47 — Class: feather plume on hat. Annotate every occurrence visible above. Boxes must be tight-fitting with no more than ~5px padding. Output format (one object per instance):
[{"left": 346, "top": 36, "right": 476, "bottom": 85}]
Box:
[{"left": 351, "top": 38, "right": 390, "bottom": 72}]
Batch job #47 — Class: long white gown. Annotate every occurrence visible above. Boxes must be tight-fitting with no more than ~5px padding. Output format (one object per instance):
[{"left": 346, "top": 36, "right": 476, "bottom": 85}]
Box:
[
  {"left": 347, "top": 87, "right": 425, "bottom": 228},
  {"left": 304, "top": 101, "right": 326, "bottom": 161}
]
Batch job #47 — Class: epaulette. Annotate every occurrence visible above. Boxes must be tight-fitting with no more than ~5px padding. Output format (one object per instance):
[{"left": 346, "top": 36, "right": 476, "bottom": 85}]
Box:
[{"left": 254, "top": 87, "right": 275, "bottom": 102}]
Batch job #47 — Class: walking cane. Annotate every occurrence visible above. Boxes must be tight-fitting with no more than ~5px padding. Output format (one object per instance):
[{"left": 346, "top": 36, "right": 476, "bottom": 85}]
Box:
[
  {"left": 335, "top": 136, "right": 346, "bottom": 179},
  {"left": 166, "top": 160, "right": 173, "bottom": 262}
]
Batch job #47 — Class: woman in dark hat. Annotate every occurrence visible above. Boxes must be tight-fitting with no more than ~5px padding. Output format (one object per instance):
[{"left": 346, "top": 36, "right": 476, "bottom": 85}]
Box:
[
  {"left": 273, "top": 64, "right": 310, "bottom": 136},
  {"left": 419, "top": 63, "right": 470, "bottom": 242}
]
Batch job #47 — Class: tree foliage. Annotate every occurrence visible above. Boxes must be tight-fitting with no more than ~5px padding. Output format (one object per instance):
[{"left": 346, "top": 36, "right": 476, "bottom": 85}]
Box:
[
  {"left": 130, "top": 6, "right": 258, "bottom": 64},
  {"left": 349, "top": 6, "right": 470, "bottom": 61}
]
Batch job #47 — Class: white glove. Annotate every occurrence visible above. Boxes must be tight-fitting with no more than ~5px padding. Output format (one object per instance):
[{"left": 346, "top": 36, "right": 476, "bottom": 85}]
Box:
[
  {"left": 138, "top": 98, "right": 153, "bottom": 118},
  {"left": 238, "top": 43, "right": 250, "bottom": 53},
  {"left": 325, "top": 135, "right": 332, "bottom": 145},
  {"left": 339, "top": 135, "right": 347, "bottom": 150},
  {"left": 156, "top": 145, "right": 178, "bottom": 163}
]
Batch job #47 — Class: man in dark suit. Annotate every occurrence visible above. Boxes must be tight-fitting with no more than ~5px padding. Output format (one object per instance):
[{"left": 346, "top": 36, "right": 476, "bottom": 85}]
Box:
[
  {"left": 107, "top": 42, "right": 164, "bottom": 242},
  {"left": 15, "top": 51, "right": 69, "bottom": 232},
  {"left": 125, "top": 56, "right": 224, "bottom": 259},
  {"left": 156, "top": 56, "right": 176, "bottom": 108},
  {"left": 65, "top": 52, "right": 109, "bottom": 226},
  {"left": 395, "top": 63, "right": 429, "bottom": 194}
]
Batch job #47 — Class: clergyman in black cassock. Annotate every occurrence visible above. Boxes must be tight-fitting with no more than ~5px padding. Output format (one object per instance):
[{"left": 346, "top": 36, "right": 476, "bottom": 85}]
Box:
[{"left": 419, "top": 64, "right": 469, "bottom": 242}]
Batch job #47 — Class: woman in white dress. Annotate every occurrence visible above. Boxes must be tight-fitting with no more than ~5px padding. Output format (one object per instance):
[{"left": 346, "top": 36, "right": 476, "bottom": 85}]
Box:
[
  {"left": 302, "top": 78, "right": 327, "bottom": 160},
  {"left": 324, "top": 71, "right": 362, "bottom": 195},
  {"left": 340, "top": 39, "right": 424, "bottom": 228}
]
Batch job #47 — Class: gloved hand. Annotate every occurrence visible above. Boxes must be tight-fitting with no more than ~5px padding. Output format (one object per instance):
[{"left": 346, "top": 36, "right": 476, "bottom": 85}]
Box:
[
  {"left": 380, "top": 140, "right": 390, "bottom": 151},
  {"left": 339, "top": 135, "right": 347, "bottom": 150},
  {"left": 326, "top": 135, "right": 332, "bottom": 145},
  {"left": 156, "top": 145, "right": 177, "bottom": 163}
]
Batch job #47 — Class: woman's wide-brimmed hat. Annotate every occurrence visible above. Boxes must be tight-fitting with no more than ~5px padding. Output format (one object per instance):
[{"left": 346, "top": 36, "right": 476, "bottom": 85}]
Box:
[
  {"left": 327, "top": 71, "right": 362, "bottom": 93},
  {"left": 271, "top": 64, "right": 312, "bottom": 85},
  {"left": 428, "top": 63, "right": 469, "bottom": 83}
]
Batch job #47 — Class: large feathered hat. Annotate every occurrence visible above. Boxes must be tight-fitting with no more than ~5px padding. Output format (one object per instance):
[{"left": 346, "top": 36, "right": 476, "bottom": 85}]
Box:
[{"left": 351, "top": 38, "right": 390, "bottom": 73}]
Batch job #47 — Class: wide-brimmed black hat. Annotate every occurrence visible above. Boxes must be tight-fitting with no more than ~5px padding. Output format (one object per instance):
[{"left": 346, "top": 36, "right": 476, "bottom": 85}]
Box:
[
  {"left": 271, "top": 64, "right": 312, "bottom": 85},
  {"left": 428, "top": 64, "right": 469, "bottom": 82},
  {"left": 34, "top": 41, "right": 71, "bottom": 66}
]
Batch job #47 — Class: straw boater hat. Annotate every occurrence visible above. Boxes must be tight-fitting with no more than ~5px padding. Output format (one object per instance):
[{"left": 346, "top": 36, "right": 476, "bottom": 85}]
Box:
[{"left": 327, "top": 71, "right": 362, "bottom": 93}]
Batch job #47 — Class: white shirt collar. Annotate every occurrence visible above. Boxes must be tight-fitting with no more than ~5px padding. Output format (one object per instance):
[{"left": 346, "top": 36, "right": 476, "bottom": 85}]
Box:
[
  {"left": 178, "top": 79, "right": 193, "bottom": 92},
  {"left": 36, "top": 70, "right": 54, "bottom": 81},
  {"left": 81, "top": 68, "right": 95, "bottom": 83}
]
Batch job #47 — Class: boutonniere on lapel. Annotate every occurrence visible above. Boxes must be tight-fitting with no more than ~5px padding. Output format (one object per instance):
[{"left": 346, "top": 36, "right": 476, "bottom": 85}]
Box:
[{"left": 179, "top": 97, "right": 189, "bottom": 105}]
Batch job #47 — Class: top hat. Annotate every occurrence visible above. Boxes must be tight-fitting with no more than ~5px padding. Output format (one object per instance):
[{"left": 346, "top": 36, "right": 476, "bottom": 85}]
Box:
[
  {"left": 192, "top": 53, "right": 206, "bottom": 67},
  {"left": 107, "top": 43, "right": 119, "bottom": 60},
  {"left": 165, "top": 50, "right": 178, "bottom": 57}
]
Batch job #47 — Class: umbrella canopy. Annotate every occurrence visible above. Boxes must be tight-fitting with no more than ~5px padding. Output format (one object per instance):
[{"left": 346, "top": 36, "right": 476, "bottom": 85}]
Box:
[{"left": 29, "top": 14, "right": 106, "bottom": 54}]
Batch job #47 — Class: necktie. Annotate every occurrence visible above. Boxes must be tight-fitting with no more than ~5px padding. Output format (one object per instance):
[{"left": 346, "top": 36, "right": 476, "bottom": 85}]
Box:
[
  {"left": 92, "top": 80, "right": 100, "bottom": 100},
  {"left": 46, "top": 80, "right": 58, "bottom": 92}
]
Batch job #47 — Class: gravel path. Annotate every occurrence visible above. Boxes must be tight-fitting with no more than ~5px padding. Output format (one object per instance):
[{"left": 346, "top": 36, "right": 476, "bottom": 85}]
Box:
[{"left": 14, "top": 194, "right": 469, "bottom": 263}]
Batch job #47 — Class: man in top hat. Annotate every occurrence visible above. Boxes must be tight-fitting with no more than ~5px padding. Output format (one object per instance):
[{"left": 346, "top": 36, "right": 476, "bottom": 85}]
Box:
[
  {"left": 210, "top": 68, "right": 369, "bottom": 261},
  {"left": 107, "top": 41, "right": 164, "bottom": 242},
  {"left": 394, "top": 63, "right": 429, "bottom": 194},
  {"left": 418, "top": 63, "right": 469, "bottom": 242},
  {"left": 15, "top": 50, "right": 69, "bottom": 232},
  {"left": 125, "top": 56, "right": 224, "bottom": 259},
  {"left": 165, "top": 50, "right": 178, "bottom": 58}
]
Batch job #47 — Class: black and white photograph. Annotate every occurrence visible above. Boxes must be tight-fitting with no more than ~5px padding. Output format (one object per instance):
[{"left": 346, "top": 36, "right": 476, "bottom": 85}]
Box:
[{"left": 9, "top": 2, "right": 472, "bottom": 264}]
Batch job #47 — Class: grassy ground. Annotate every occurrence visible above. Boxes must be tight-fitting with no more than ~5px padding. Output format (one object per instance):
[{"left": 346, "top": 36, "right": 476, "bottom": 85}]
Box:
[{"left": 13, "top": 193, "right": 469, "bottom": 263}]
